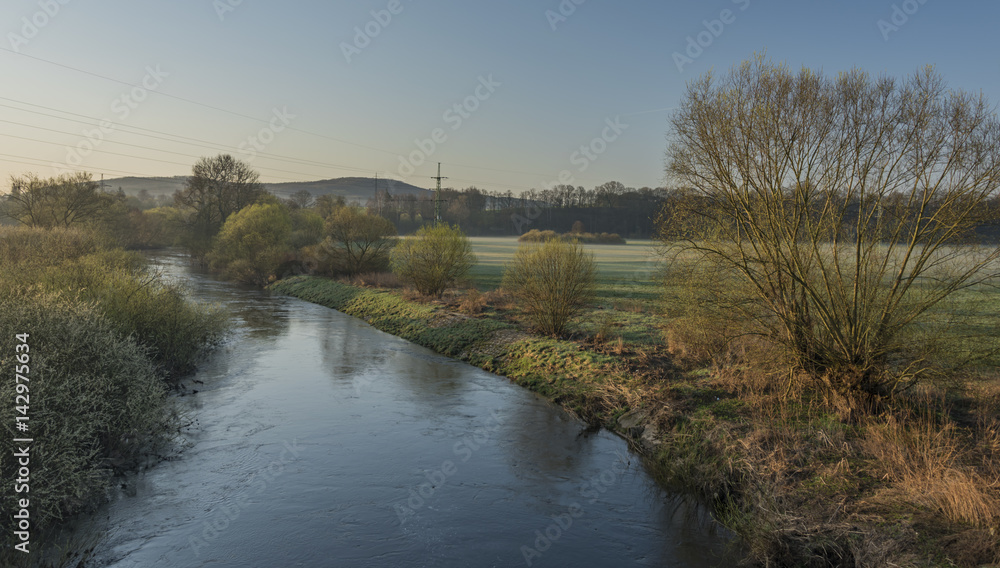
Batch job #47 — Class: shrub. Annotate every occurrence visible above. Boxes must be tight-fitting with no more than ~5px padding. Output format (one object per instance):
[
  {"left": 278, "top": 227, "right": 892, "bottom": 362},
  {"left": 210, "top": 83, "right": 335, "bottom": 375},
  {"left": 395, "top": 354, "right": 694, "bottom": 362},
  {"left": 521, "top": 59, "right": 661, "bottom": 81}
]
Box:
[
  {"left": 459, "top": 289, "right": 487, "bottom": 314},
  {"left": 518, "top": 229, "right": 626, "bottom": 245},
  {"left": 518, "top": 229, "right": 559, "bottom": 243},
  {"left": 502, "top": 238, "right": 596, "bottom": 336},
  {"left": 207, "top": 202, "right": 293, "bottom": 287},
  {"left": 133, "top": 206, "right": 186, "bottom": 249},
  {"left": 0, "top": 294, "right": 171, "bottom": 531},
  {"left": 40, "top": 252, "right": 228, "bottom": 375},
  {"left": 0, "top": 227, "right": 228, "bottom": 376},
  {"left": 392, "top": 224, "right": 476, "bottom": 297},
  {"left": 289, "top": 208, "right": 324, "bottom": 249},
  {"left": 482, "top": 288, "right": 515, "bottom": 310},
  {"left": 0, "top": 225, "right": 106, "bottom": 269},
  {"left": 319, "top": 206, "right": 397, "bottom": 275}
]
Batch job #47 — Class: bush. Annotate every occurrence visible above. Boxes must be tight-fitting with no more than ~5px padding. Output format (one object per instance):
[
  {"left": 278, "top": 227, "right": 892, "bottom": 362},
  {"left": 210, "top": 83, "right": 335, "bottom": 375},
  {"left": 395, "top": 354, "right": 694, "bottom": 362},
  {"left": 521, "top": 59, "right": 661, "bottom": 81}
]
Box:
[
  {"left": 129, "top": 206, "right": 187, "bottom": 249},
  {"left": 0, "top": 226, "right": 227, "bottom": 561},
  {"left": 207, "top": 202, "right": 293, "bottom": 287},
  {"left": 518, "top": 229, "right": 559, "bottom": 243},
  {"left": 289, "top": 208, "right": 324, "bottom": 249},
  {"left": 518, "top": 229, "right": 626, "bottom": 245},
  {"left": 482, "top": 288, "right": 515, "bottom": 310},
  {"left": 0, "top": 225, "right": 106, "bottom": 269},
  {"left": 0, "top": 226, "right": 228, "bottom": 376},
  {"left": 502, "top": 238, "right": 596, "bottom": 336},
  {"left": 392, "top": 224, "right": 476, "bottom": 297},
  {"left": 459, "top": 289, "right": 486, "bottom": 314},
  {"left": 0, "top": 294, "right": 171, "bottom": 531},
  {"left": 319, "top": 206, "right": 397, "bottom": 275},
  {"left": 39, "top": 251, "right": 228, "bottom": 375}
]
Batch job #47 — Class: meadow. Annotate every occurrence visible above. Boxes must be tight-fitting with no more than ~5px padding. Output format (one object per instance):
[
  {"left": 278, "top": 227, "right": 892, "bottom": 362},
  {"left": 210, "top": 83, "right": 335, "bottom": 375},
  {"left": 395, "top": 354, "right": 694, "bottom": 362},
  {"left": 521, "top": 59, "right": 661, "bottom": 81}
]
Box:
[
  {"left": 466, "top": 236, "right": 1000, "bottom": 365},
  {"left": 467, "top": 237, "right": 663, "bottom": 300},
  {"left": 466, "top": 237, "right": 669, "bottom": 346}
]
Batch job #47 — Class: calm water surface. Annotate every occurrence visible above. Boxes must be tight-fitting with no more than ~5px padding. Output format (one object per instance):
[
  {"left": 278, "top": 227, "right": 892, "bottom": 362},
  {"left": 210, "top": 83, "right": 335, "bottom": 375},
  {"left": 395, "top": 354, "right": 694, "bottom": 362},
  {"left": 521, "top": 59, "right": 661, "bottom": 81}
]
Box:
[{"left": 84, "top": 252, "right": 732, "bottom": 567}]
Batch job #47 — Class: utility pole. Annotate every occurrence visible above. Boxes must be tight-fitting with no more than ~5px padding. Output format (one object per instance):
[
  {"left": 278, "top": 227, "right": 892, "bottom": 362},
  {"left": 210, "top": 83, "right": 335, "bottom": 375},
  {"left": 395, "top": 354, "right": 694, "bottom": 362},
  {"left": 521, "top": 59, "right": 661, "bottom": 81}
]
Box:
[
  {"left": 431, "top": 162, "right": 447, "bottom": 225},
  {"left": 374, "top": 173, "right": 380, "bottom": 216}
]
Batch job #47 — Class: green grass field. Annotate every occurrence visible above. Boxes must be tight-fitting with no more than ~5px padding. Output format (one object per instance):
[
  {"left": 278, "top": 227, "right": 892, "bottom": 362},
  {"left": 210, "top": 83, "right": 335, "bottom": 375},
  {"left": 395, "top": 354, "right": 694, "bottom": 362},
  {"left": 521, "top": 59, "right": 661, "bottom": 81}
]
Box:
[
  {"left": 464, "top": 236, "right": 1000, "bottom": 358},
  {"left": 466, "top": 237, "right": 669, "bottom": 345},
  {"left": 467, "top": 237, "right": 665, "bottom": 302}
]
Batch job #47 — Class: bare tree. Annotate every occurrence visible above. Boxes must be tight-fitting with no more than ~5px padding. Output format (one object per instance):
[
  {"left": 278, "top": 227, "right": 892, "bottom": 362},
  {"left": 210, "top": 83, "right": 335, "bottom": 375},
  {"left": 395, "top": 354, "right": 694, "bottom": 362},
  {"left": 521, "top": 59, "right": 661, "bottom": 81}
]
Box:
[
  {"left": 661, "top": 56, "right": 1000, "bottom": 398},
  {"left": 289, "top": 189, "right": 314, "bottom": 209},
  {"left": 595, "top": 181, "right": 626, "bottom": 208},
  {"left": 174, "top": 154, "right": 266, "bottom": 255},
  {"left": 2, "top": 172, "right": 117, "bottom": 229}
]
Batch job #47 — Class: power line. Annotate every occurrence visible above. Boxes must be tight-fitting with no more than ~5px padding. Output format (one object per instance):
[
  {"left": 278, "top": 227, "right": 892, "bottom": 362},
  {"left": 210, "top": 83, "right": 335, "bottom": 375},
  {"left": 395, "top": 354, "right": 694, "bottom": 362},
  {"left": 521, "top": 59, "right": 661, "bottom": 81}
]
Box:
[
  {"left": 0, "top": 97, "right": 381, "bottom": 176},
  {"left": 0, "top": 151, "right": 164, "bottom": 179},
  {"left": 0, "top": 51, "right": 576, "bottom": 183},
  {"left": 0, "top": 51, "right": 651, "bottom": 194},
  {"left": 0, "top": 122, "right": 316, "bottom": 182},
  {"left": 0, "top": 47, "right": 404, "bottom": 158}
]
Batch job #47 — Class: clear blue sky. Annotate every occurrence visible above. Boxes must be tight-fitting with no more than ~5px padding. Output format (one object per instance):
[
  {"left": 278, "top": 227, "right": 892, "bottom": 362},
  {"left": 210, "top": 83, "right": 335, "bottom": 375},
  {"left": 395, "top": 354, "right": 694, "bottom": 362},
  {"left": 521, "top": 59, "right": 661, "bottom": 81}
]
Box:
[{"left": 1, "top": 0, "right": 997, "bottom": 194}]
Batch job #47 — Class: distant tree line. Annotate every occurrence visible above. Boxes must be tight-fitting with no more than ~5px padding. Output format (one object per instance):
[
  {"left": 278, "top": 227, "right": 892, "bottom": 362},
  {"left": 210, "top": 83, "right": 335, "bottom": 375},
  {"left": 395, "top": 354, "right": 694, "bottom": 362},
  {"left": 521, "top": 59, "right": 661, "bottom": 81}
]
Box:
[{"left": 364, "top": 181, "right": 672, "bottom": 238}]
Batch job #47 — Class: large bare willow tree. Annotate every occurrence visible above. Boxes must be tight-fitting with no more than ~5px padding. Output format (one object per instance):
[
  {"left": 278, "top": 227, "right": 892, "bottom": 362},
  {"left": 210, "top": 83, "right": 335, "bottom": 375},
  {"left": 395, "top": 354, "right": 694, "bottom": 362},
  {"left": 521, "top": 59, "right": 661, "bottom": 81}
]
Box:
[{"left": 661, "top": 56, "right": 1000, "bottom": 397}]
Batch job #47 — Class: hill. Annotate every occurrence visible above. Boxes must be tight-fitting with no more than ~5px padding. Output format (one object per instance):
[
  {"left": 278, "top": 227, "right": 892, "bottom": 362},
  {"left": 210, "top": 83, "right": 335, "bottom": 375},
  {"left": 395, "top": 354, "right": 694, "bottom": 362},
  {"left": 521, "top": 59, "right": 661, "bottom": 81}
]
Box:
[
  {"left": 103, "top": 176, "right": 188, "bottom": 196},
  {"left": 266, "top": 177, "right": 431, "bottom": 203}
]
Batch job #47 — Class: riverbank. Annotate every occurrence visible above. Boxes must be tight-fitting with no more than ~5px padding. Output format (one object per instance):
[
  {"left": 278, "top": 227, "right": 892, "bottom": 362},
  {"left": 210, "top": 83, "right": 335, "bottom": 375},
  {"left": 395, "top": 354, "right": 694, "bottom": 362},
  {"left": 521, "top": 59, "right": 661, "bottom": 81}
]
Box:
[
  {"left": 0, "top": 230, "right": 227, "bottom": 567},
  {"left": 270, "top": 275, "right": 1000, "bottom": 568}
]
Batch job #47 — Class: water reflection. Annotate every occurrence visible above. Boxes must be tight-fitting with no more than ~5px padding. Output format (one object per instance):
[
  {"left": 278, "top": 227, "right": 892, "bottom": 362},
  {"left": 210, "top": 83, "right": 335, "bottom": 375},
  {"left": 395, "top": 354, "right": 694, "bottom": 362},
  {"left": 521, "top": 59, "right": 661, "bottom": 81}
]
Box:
[
  {"left": 78, "top": 250, "right": 736, "bottom": 567},
  {"left": 145, "top": 250, "right": 291, "bottom": 340},
  {"left": 318, "top": 316, "right": 390, "bottom": 381}
]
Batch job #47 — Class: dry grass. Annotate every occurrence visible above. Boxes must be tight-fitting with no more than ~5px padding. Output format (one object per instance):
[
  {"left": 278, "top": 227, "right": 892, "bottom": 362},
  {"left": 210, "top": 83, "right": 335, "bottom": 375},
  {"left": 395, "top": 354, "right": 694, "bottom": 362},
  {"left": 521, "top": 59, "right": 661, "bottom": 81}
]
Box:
[
  {"left": 651, "top": 333, "right": 1000, "bottom": 566},
  {"left": 861, "top": 413, "right": 999, "bottom": 528},
  {"left": 481, "top": 288, "right": 515, "bottom": 310},
  {"left": 458, "top": 288, "right": 486, "bottom": 315},
  {"left": 338, "top": 271, "right": 403, "bottom": 288},
  {"left": 592, "top": 310, "right": 617, "bottom": 345},
  {"left": 664, "top": 323, "right": 720, "bottom": 368},
  {"left": 400, "top": 287, "right": 424, "bottom": 302}
]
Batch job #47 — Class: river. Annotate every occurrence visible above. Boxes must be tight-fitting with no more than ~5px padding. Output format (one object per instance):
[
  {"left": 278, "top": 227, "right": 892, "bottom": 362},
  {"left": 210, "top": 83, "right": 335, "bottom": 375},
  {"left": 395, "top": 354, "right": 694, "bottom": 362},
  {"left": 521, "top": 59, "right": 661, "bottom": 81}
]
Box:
[{"left": 81, "top": 251, "right": 732, "bottom": 567}]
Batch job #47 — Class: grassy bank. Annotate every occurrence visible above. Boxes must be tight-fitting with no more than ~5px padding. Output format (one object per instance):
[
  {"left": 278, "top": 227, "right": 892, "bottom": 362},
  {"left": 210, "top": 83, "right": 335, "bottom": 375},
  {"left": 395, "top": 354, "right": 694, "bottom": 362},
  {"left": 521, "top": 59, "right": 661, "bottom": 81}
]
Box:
[
  {"left": 271, "top": 263, "right": 1000, "bottom": 567},
  {"left": 0, "top": 227, "right": 227, "bottom": 566}
]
